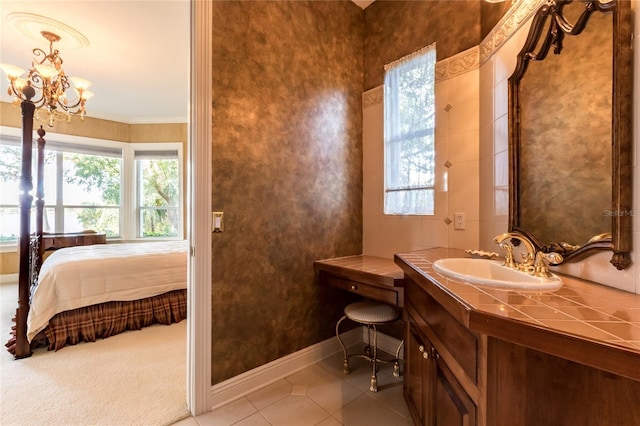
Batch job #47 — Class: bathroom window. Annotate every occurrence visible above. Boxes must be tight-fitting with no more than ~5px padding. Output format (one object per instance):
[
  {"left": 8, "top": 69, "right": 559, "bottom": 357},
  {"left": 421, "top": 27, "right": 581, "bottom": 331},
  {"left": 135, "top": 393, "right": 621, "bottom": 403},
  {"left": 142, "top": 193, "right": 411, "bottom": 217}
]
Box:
[{"left": 383, "top": 43, "right": 436, "bottom": 215}]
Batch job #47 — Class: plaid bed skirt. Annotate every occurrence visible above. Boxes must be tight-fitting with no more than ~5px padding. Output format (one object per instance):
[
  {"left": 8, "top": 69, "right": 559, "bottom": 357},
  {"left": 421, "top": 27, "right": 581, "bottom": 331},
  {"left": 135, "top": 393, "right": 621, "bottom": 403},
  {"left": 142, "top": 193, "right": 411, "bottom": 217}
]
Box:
[{"left": 40, "top": 289, "right": 187, "bottom": 351}]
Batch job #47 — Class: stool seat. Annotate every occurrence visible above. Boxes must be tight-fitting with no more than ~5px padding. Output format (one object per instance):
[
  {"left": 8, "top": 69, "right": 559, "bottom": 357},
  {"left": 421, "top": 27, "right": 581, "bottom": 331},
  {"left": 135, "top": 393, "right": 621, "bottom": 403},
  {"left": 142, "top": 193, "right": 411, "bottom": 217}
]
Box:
[
  {"left": 344, "top": 301, "right": 400, "bottom": 324},
  {"left": 336, "top": 301, "right": 403, "bottom": 392}
]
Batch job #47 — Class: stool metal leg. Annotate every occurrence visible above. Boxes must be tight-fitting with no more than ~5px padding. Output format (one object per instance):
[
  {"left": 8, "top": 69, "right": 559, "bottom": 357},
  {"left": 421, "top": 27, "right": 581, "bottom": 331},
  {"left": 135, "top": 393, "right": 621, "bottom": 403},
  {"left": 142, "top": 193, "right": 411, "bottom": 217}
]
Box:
[
  {"left": 335, "top": 315, "right": 350, "bottom": 375},
  {"left": 370, "top": 324, "right": 378, "bottom": 392},
  {"left": 393, "top": 339, "right": 404, "bottom": 378}
]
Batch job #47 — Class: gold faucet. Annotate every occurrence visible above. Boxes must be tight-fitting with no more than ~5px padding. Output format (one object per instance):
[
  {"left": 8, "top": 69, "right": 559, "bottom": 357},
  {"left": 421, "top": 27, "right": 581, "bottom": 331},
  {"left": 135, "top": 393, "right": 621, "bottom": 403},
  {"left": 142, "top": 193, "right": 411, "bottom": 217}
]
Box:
[
  {"left": 533, "top": 251, "right": 564, "bottom": 278},
  {"left": 493, "top": 232, "right": 536, "bottom": 272},
  {"left": 493, "top": 232, "right": 563, "bottom": 277}
]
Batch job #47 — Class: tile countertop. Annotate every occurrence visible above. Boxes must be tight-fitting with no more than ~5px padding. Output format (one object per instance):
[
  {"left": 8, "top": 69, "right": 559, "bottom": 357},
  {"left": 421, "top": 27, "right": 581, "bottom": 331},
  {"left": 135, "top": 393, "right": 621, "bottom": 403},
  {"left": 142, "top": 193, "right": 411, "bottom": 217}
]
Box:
[
  {"left": 313, "top": 254, "right": 405, "bottom": 287},
  {"left": 395, "top": 247, "right": 640, "bottom": 381}
]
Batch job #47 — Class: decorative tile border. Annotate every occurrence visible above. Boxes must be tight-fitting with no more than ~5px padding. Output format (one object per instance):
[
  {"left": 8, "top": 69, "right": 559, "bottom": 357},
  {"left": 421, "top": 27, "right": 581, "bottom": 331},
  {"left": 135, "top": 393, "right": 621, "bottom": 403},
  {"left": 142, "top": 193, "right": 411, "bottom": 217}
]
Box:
[
  {"left": 363, "top": 86, "right": 383, "bottom": 107},
  {"left": 363, "top": 0, "right": 544, "bottom": 105},
  {"left": 435, "top": 45, "right": 479, "bottom": 82},
  {"left": 479, "top": 0, "right": 545, "bottom": 64}
]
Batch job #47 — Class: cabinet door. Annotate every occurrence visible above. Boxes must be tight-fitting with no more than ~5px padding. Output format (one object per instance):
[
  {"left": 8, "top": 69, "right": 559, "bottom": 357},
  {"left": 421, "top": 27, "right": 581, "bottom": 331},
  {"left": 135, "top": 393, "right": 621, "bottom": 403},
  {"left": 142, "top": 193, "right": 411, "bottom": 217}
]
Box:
[
  {"left": 433, "top": 354, "right": 476, "bottom": 426},
  {"left": 406, "top": 320, "right": 435, "bottom": 425},
  {"left": 405, "top": 321, "right": 425, "bottom": 424}
]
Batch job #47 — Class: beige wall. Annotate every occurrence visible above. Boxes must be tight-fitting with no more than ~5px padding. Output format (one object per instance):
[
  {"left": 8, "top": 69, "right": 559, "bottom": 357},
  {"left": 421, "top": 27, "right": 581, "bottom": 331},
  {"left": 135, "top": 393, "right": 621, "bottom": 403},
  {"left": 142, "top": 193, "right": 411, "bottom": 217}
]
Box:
[{"left": 0, "top": 102, "right": 187, "bottom": 274}]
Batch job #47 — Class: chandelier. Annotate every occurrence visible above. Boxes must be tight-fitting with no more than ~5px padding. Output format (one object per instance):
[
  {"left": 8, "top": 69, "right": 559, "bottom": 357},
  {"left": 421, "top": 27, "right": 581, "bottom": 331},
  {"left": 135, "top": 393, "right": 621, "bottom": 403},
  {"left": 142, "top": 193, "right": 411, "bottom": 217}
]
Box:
[{"left": 0, "top": 30, "right": 93, "bottom": 127}]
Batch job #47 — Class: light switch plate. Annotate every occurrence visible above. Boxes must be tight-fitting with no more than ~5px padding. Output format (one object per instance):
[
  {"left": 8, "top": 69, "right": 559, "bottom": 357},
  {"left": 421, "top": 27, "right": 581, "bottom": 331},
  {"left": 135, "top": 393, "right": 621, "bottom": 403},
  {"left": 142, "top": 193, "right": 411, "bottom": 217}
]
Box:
[{"left": 212, "top": 212, "right": 223, "bottom": 233}]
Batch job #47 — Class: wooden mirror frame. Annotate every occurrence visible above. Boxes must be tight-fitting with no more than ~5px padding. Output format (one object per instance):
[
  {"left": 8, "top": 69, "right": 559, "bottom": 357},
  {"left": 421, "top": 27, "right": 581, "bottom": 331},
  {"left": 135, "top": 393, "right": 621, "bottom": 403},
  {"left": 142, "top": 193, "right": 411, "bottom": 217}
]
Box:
[{"left": 508, "top": 0, "right": 633, "bottom": 270}]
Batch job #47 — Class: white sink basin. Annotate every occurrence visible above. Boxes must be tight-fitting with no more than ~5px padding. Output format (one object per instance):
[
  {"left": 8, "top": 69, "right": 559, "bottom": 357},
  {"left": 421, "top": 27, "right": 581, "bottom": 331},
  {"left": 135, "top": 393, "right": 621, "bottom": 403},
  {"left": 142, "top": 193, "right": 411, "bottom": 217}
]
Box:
[{"left": 432, "top": 258, "right": 563, "bottom": 291}]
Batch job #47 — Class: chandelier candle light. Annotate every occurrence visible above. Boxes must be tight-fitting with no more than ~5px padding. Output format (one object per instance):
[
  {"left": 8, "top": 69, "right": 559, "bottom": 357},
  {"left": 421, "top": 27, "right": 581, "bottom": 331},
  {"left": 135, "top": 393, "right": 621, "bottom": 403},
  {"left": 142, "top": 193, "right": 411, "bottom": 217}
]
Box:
[{"left": 1, "top": 30, "right": 93, "bottom": 127}]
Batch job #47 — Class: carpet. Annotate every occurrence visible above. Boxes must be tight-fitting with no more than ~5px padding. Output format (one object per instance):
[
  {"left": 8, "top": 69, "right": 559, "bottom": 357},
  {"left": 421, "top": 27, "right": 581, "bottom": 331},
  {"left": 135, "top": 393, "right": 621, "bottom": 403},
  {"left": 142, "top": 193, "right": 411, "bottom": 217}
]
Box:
[{"left": 0, "top": 280, "right": 191, "bottom": 426}]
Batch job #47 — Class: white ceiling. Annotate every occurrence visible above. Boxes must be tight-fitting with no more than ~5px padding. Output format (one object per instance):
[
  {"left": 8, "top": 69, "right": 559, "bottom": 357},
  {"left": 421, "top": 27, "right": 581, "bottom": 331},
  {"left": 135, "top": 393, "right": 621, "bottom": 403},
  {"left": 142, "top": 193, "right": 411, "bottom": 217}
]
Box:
[
  {"left": 0, "top": 1, "right": 190, "bottom": 124},
  {"left": 0, "top": 1, "right": 373, "bottom": 125}
]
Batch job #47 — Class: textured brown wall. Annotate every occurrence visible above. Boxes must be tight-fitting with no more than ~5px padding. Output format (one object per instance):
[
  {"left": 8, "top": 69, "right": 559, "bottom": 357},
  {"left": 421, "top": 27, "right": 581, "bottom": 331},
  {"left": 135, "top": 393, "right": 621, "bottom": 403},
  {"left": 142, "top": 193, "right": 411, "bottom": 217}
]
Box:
[
  {"left": 481, "top": 0, "right": 512, "bottom": 39},
  {"left": 363, "top": 0, "right": 482, "bottom": 90},
  {"left": 211, "top": 0, "right": 364, "bottom": 383}
]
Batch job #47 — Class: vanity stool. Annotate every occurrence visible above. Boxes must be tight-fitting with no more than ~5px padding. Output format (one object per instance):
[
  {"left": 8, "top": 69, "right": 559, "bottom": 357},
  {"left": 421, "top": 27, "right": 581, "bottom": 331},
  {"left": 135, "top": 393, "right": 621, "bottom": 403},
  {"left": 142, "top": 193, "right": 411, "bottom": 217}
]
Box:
[{"left": 336, "top": 300, "right": 403, "bottom": 392}]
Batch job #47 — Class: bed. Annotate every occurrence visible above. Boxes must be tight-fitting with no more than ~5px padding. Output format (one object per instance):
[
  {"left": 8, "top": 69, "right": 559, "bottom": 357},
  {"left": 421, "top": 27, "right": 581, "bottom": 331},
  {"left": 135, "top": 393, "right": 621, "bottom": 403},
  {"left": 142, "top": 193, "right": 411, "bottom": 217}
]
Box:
[
  {"left": 28, "top": 240, "right": 187, "bottom": 350},
  {"left": 6, "top": 127, "right": 187, "bottom": 358}
]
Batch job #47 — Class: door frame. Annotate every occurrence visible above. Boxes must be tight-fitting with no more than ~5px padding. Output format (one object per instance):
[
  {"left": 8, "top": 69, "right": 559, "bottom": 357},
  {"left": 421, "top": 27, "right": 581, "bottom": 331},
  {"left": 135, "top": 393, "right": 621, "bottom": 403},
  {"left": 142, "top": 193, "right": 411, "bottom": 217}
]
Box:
[{"left": 187, "top": 0, "right": 212, "bottom": 416}]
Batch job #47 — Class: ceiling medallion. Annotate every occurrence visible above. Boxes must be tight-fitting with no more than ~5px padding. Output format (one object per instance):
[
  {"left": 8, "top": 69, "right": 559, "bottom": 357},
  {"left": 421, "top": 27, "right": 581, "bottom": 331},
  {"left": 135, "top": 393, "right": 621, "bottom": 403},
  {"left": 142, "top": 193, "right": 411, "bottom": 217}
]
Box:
[{"left": 6, "top": 12, "right": 90, "bottom": 49}]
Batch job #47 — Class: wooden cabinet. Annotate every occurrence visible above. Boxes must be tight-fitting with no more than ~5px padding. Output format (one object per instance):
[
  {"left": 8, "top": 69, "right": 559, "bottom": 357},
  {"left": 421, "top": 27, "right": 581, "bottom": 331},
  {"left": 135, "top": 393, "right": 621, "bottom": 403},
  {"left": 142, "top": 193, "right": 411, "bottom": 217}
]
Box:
[
  {"left": 397, "top": 248, "right": 640, "bottom": 426},
  {"left": 404, "top": 278, "right": 477, "bottom": 426},
  {"left": 433, "top": 350, "right": 476, "bottom": 426}
]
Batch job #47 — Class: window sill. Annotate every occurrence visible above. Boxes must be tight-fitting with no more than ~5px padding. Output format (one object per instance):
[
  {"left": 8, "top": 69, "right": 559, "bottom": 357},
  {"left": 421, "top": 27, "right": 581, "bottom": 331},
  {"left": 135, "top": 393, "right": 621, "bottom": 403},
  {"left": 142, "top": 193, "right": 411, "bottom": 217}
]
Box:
[{"left": 0, "top": 244, "right": 17, "bottom": 254}]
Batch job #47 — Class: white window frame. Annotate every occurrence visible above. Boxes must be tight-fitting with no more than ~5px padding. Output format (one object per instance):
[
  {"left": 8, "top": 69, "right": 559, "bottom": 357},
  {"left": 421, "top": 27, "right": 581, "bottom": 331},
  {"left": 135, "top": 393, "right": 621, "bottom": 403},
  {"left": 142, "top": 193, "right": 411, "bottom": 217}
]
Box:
[
  {"left": 0, "top": 126, "right": 184, "bottom": 248},
  {"left": 133, "top": 147, "right": 183, "bottom": 239},
  {"left": 383, "top": 43, "right": 436, "bottom": 216}
]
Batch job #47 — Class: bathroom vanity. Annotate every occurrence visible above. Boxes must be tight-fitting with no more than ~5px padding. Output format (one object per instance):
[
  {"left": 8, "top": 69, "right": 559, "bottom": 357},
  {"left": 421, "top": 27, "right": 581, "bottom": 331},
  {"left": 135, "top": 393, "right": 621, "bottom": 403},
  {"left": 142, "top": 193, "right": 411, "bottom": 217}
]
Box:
[{"left": 396, "top": 248, "right": 640, "bottom": 426}]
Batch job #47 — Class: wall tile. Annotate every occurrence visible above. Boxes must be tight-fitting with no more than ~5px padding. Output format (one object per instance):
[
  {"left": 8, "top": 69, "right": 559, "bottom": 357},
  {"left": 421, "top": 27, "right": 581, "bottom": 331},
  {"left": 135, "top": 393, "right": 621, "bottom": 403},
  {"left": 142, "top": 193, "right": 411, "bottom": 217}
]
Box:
[
  {"left": 449, "top": 160, "right": 480, "bottom": 195},
  {"left": 449, "top": 129, "right": 479, "bottom": 164},
  {"left": 493, "top": 78, "right": 508, "bottom": 120}
]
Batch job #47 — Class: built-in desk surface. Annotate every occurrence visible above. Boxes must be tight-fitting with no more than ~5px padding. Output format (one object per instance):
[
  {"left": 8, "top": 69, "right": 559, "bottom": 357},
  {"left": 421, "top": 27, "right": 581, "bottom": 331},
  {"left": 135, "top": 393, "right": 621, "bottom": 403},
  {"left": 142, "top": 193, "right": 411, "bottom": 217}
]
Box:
[{"left": 314, "top": 255, "right": 405, "bottom": 307}]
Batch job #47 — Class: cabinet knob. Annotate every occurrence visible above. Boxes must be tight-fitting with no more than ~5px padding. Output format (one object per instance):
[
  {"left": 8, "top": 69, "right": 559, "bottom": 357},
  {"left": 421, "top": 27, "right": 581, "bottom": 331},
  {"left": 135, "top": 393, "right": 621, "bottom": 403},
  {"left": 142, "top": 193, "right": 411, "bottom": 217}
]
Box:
[
  {"left": 423, "top": 351, "right": 430, "bottom": 359},
  {"left": 418, "top": 345, "right": 425, "bottom": 353},
  {"left": 350, "top": 284, "right": 358, "bottom": 291}
]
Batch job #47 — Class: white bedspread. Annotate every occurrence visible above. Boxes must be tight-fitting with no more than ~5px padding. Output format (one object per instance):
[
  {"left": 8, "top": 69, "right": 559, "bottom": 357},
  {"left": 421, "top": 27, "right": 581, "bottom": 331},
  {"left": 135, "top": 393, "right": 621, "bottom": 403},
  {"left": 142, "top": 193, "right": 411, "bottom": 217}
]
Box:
[{"left": 27, "top": 240, "right": 188, "bottom": 341}]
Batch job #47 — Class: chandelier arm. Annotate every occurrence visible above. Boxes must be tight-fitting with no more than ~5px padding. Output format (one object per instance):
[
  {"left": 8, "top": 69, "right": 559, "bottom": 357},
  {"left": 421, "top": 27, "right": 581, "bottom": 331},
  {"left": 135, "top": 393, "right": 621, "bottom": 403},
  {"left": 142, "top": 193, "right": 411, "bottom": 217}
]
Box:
[
  {"left": 32, "top": 48, "right": 50, "bottom": 65},
  {"left": 2, "top": 30, "right": 91, "bottom": 127}
]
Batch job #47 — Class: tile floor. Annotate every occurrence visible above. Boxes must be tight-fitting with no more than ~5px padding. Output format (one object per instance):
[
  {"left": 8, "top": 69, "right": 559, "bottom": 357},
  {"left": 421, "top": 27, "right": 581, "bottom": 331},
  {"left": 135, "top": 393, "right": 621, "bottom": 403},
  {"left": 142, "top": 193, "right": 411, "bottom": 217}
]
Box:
[{"left": 173, "top": 348, "right": 412, "bottom": 426}]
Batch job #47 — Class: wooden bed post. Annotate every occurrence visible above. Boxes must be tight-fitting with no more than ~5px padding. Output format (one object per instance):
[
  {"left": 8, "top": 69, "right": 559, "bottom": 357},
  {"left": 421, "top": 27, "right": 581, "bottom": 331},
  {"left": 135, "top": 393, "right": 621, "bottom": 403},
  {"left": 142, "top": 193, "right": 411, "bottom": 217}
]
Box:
[
  {"left": 35, "top": 127, "right": 46, "bottom": 269},
  {"left": 12, "top": 90, "right": 36, "bottom": 359}
]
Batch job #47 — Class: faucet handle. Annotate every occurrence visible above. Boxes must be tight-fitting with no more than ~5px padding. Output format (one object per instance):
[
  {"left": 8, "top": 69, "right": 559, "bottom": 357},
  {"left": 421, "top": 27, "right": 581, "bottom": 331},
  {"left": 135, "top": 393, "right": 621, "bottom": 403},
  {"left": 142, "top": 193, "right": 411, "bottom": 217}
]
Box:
[
  {"left": 533, "top": 252, "right": 563, "bottom": 278},
  {"left": 498, "top": 242, "right": 516, "bottom": 268}
]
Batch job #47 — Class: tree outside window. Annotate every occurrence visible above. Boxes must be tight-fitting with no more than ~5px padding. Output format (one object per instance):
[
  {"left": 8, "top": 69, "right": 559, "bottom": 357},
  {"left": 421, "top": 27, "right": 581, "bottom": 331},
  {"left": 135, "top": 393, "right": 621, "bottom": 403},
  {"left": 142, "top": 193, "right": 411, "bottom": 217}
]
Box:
[
  {"left": 0, "top": 138, "right": 182, "bottom": 242},
  {"left": 136, "top": 152, "right": 180, "bottom": 238}
]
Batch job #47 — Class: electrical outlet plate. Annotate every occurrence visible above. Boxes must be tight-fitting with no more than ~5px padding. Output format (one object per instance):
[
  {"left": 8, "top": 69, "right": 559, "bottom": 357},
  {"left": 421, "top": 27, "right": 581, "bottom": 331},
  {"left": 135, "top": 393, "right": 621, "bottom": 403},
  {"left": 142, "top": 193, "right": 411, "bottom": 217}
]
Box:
[{"left": 454, "top": 212, "right": 465, "bottom": 230}]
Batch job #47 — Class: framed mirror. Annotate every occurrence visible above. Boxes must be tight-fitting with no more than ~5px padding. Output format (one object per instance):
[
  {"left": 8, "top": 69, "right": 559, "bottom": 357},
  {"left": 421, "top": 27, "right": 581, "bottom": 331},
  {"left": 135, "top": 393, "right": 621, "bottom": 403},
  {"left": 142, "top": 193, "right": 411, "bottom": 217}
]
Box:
[{"left": 508, "top": 0, "right": 633, "bottom": 269}]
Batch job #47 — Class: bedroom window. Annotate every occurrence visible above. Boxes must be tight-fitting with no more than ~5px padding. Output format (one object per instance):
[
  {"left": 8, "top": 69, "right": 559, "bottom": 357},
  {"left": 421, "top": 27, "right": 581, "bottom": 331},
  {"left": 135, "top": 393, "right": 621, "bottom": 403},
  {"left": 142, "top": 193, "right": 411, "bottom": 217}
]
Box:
[
  {"left": 383, "top": 43, "right": 436, "bottom": 215},
  {"left": 135, "top": 150, "right": 180, "bottom": 238},
  {"left": 0, "top": 130, "right": 183, "bottom": 244},
  {"left": 57, "top": 146, "right": 123, "bottom": 237}
]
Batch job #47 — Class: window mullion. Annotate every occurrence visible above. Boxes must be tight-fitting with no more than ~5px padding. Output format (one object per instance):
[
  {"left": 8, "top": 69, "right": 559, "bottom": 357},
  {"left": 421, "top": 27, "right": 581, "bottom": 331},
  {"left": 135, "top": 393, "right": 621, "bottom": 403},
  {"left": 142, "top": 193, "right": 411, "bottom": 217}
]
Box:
[
  {"left": 55, "top": 152, "right": 63, "bottom": 233},
  {"left": 121, "top": 146, "right": 135, "bottom": 240}
]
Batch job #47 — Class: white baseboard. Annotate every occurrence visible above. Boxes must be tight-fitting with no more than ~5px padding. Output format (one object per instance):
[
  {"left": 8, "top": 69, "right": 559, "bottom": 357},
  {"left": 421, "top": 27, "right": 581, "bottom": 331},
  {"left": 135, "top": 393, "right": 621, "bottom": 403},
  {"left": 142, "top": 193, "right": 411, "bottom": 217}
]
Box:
[{"left": 210, "top": 327, "right": 403, "bottom": 409}]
